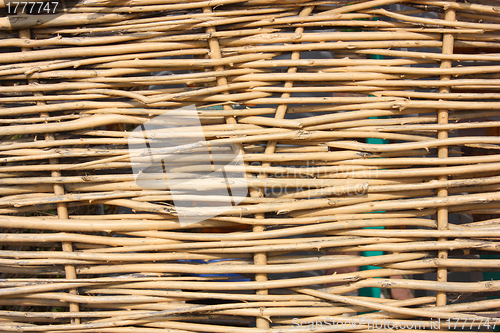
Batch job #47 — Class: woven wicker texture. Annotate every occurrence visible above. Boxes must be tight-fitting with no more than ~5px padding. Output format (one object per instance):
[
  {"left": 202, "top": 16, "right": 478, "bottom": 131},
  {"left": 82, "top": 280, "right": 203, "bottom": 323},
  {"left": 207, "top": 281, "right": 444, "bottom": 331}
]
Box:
[{"left": 1, "top": 0, "right": 500, "bottom": 331}]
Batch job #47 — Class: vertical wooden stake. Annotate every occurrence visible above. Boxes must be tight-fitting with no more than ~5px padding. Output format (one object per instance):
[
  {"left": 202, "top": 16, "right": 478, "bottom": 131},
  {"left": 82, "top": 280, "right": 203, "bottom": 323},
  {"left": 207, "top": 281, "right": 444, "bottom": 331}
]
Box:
[
  {"left": 202, "top": 5, "right": 271, "bottom": 329},
  {"left": 436, "top": 3, "right": 456, "bottom": 308},
  {"left": 19, "top": 29, "right": 80, "bottom": 325}
]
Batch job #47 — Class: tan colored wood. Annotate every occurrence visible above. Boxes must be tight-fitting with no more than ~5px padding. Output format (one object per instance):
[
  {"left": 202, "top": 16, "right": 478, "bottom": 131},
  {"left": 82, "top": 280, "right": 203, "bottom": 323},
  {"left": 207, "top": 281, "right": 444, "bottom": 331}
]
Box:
[{"left": 1, "top": 1, "right": 499, "bottom": 331}]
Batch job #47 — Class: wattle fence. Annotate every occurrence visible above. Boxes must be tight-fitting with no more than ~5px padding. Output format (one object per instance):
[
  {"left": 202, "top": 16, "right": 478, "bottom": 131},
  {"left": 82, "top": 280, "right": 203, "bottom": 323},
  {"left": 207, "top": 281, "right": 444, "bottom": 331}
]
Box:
[{"left": 1, "top": 0, "right": 500, "bottom": 332}]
